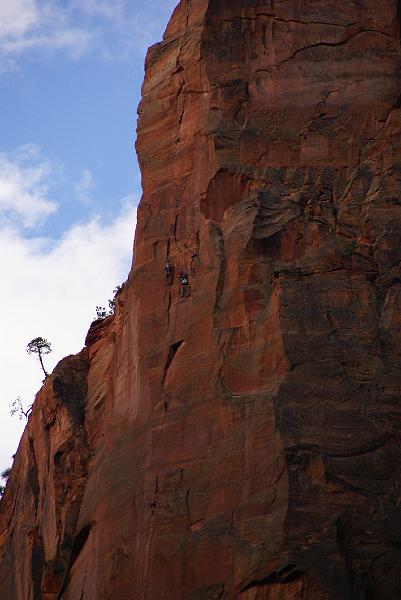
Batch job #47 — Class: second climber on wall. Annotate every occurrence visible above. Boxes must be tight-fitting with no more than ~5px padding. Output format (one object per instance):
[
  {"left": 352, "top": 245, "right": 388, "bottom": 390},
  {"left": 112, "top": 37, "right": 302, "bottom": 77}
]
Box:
[{"left": 179, "top": 271, "right": 190, "bottom": 298}]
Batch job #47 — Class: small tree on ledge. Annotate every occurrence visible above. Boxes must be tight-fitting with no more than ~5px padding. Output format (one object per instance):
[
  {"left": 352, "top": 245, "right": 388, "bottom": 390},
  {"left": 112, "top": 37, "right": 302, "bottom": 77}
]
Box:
[
  {"left": 95, "top": 285, "right": 122, "bottom": 320},
  {"left": 26, "top": 337, "right": 52, "bottom": 378},
  {"left": 10, "top": 396, "right": 33, "bottom": 420},
  {"left": 0, "top": 467, "right": 11, "bottom": 499},
  {"left": 1, "top": 468, "right": 11, "bottom": 481}
]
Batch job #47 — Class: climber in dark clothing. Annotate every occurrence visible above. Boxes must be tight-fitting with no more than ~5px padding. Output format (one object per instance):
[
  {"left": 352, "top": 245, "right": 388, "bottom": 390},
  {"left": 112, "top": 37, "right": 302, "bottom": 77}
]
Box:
[
  {"left": 165, "top": 261, "right": 174, "bottom": 285},
  {"left": 179, "top": 271, "right": 190, "bottom": 298}
]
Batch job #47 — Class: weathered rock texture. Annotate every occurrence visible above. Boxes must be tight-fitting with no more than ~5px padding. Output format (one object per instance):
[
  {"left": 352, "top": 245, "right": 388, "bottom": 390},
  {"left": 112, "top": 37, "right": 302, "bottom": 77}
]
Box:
[{"left": 2, "top": 1, "right": 401, "bottom": 598}]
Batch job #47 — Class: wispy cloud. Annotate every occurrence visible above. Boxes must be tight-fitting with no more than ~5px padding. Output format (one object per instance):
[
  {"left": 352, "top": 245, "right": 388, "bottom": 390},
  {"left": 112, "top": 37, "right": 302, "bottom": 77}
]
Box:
[
  {"left": 0, "top": 0, "right": 178, "bottom": 70},
  {"left": 75, "top": 168, "right": 95, "bottom": 205},
  {"left": 0, "top": 144, "right": 57, "bottom": 228},
  {"left": 76, "top": 0, "right": 126, "bottom": 22},
  {"left": 0, "top": 0, "right": 95, "bottom": 69},
  {"left": 0, "top": 0, "right": 40, "bottom": 39},
  {"left": 1, "top": 29, "right": 95, "bottom": 60}
]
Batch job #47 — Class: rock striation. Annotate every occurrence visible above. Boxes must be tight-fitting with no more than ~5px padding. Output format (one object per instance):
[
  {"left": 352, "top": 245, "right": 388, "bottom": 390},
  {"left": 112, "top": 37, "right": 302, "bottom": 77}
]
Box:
[{"left": 2, "top": 1, "right": 401, "bottom": 598}]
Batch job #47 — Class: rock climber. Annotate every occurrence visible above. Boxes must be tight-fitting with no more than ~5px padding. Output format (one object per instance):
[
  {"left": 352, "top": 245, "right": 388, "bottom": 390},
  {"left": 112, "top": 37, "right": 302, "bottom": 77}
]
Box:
[
  {"left": 179, "top": 271, "right": 190, "bottom": 298},
  {"left": 165, "top": 261, "right": 174, "bottom": 285}
]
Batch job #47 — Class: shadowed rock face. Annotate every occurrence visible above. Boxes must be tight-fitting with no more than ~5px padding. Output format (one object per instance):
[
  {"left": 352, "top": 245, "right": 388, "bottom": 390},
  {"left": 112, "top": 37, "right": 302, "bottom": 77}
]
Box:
[{"left": 2, "top": 1, "right": 401, "bottom": 598}]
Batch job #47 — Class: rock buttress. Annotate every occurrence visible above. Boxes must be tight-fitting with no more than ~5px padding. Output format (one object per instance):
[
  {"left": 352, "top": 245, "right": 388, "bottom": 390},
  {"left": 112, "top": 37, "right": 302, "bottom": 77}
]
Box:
[
  {"left": 2, "top": 0, "right": 401, "bottom": 598},
  {"left": 0, "top": 351, "right": 91, "bottom": 600}
]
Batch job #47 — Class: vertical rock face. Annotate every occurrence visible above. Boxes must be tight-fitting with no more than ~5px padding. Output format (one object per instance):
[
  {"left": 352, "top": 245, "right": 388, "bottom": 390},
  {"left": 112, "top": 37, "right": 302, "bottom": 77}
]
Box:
[{"left": 2, "top": 1, "right": 401, "bottom": 598}]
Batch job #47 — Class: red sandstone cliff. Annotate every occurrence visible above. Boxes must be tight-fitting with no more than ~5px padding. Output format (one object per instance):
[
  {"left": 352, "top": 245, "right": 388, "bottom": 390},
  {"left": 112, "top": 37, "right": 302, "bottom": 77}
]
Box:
[{"left": 2, "top": 1, "right": 401, "bottom": 598}]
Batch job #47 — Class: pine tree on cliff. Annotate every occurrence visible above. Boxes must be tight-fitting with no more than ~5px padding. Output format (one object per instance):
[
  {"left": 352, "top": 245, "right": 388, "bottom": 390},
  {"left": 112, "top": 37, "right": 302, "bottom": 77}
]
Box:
[
  {"left": 0, "top": 467, "right": 11, "bottom": 499},
  {"left": 26, "top": 337, "right": 52, "bottom": 377}
]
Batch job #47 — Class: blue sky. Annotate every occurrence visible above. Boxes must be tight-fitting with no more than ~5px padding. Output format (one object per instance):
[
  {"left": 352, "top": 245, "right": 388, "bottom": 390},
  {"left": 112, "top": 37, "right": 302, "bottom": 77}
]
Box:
[
  {"left": 0, "top": 0, "right": 177, "bottom": 474},
  {"left": 0, "top": 58, "right": 140, "bottom": 236},
  {"left": 0, "top": 0, "right": 177, "bottom": 236}
]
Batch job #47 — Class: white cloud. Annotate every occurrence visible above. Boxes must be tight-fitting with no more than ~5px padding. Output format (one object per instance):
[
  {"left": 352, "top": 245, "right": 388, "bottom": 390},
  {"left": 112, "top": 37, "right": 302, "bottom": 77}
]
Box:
[
  {"left": 0, "top": 198, "right": 136, "bottom": 471},
  {"left": 0, "top": 145, "right": 57, "bottom": 228},
  {"left": 0, "top": 0, "right": 178, "bottom": 69},
  {"left": 0, "top": 0, "right": 95, "bottom": 68},
  {"left": 76, "top": 168, "right": 95, "bottom": 205},
  {"left": 0, "top": 143, "right": 137, "bottom": 471},
  {"left": 0, "top": 0, "right": 40, "bottom": 39},
  {"left": 1, "top": 29, "right": 95, "bottom": 59}
]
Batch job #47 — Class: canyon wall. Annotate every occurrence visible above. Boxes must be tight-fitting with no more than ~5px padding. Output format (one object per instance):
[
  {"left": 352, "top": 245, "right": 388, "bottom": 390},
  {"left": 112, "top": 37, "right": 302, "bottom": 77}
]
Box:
[{"left": 1, "top": 1, "right": 401, "bottom": 598}]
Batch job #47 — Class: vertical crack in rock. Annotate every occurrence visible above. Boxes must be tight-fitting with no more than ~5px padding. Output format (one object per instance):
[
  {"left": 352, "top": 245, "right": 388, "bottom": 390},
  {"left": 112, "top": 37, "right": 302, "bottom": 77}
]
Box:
[
  {"left": 162, "top": 340, "right": 184, "bottom": 386},
  {"left": 397, "top": 0, "right": 401, "bottom": 42}
]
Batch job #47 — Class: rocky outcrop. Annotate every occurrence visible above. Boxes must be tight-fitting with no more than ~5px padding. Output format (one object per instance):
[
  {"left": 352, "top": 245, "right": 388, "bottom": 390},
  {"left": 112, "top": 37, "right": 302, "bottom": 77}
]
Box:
[
  {"left": 2, "top": 0, "right": 401, "bottom": 598},
  {"left": 0, "top": 351, "right": 90, "bottom": 600}
]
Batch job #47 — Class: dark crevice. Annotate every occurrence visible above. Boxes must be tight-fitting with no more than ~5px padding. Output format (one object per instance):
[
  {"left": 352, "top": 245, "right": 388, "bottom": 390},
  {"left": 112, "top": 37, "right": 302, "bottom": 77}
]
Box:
[
  {"left": 172, "top": 214, "right": 178, "bottom": 241},
  {"left": 255, "top": 28, "right": 393, "bottom": 73},
  {"left": 214, "top": 254, "right": 227, "bottom": 314},
  {"left": 241, "top": 571, "right": 278, "bottom": 590},
  {"left": 397, "top": 0, "right": 401, "bottom": 43},
  {"left": 54, "top": 451, "right": 64, "bottom": 467},
  {"left": 28, "top": 438, "right": 40, "bottom": 509},
  {"left": 51, "top": 354, "right": 89, "bottom": 425},
  {"left": 163, "top": 341, "right": 184, "bottom": 385},
  {"left": 31, "top": 533, "right": 44, "bottom": 600},
  {"left": 57, "top": 524, "right": 92, "bottom": 599},
  {"left": 286, "top": 436, "right": 392, "bottom": 461},
  {"left": 79, "top": 571, "right": 88, "bottom": 600},
  {"left": 53, "top": 376, "right": 86, "bottom": 425},
  {"left": 185, "top": 489, "right": 190, "bottom": 516},
  {"left": 149, "top": 476, "right": 159, "bottom": 517},
  {"left": 218, "top": 13, "right": 355, "bottom": 29},
  {"left": 211, "top": 224, "right": 226, "bottom": 320},
  {"left": 67, "top": 525, "right": 91, "bottom": 570},
  {"left": 165, "top": 341, "right": 184, "bottom": 371},
  {"left": 240, "top": 564, "right": 305, "bottom": 593}
]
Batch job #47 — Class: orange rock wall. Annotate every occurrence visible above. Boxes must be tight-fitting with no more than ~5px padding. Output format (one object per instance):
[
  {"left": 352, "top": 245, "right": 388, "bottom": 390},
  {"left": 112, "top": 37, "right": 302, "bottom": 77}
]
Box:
[{"left": 2, "top": 1, "right": 401, "bottom": 598}]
